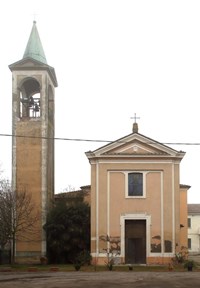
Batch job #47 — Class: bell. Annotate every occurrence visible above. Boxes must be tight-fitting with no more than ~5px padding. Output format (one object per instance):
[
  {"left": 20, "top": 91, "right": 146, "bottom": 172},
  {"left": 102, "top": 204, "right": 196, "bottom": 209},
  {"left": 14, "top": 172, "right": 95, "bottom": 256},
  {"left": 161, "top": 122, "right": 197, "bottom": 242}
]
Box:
[
  {"left": 29, "top": 97, "right": 34, "bottom": 107},
  {"left": 34, "top": 104, "right": 39, "bottom": 112}
]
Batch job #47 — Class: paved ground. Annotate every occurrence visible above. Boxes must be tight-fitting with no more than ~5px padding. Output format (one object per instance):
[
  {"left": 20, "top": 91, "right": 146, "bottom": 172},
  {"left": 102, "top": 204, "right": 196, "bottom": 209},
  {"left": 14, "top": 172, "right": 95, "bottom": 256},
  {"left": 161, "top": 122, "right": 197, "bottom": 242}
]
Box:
[{"left": 1, "top": 271, "right": 200, "bottom": 288}]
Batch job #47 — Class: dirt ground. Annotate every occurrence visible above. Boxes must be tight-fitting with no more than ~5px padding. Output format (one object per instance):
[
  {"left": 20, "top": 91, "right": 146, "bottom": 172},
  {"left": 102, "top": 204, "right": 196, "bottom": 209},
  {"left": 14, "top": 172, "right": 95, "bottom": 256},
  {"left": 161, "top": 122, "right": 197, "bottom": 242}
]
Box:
[{"left": 0, "top": 271, "right": 200, "bottom": 288}]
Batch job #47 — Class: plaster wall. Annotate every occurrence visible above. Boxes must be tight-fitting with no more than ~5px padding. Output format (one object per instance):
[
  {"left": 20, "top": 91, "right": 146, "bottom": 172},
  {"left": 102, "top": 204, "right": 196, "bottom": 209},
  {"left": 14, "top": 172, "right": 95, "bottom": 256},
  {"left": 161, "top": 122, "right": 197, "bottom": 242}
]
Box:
[{"left": 90, "top": 159, "right": 182, "bottom": 264}]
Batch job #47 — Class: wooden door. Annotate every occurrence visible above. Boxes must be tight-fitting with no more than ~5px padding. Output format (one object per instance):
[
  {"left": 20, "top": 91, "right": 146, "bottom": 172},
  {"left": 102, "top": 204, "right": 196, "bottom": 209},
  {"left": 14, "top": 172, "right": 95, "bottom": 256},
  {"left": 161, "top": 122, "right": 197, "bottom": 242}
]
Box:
[{"left": 125, "top": 220, "right": 146, "bottom": 264}]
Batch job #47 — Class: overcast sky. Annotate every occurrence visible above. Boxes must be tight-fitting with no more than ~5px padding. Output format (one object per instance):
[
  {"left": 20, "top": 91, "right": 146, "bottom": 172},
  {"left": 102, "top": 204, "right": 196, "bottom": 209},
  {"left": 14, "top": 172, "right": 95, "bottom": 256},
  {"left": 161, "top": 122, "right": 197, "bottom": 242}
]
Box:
[{"left": 0, "top": 0, "right": 200, "bottom": 203}]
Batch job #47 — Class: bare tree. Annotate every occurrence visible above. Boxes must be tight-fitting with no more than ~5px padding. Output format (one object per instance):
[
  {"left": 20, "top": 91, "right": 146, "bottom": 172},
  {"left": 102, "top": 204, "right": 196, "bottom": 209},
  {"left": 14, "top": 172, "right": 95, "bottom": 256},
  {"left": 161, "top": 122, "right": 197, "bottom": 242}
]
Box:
[
  {"left": 0, "top": 180, "right": 39, "bottom": 264},
  {"left": 0, "top": 178, "right": 11, "bottom": 250},
  {"left": 62, "top": 184, "right": 76, "bottom": 192},
  {"left": 98, "top": 235, "right": 121, "bottom": 270}
]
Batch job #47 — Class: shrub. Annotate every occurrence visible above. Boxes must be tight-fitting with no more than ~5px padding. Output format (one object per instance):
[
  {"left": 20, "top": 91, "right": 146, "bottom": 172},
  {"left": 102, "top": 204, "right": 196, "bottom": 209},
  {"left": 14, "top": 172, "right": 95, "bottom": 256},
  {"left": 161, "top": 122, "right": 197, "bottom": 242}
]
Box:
[{"left": 73, "top": 250, "right": 92, "bottom": 271}]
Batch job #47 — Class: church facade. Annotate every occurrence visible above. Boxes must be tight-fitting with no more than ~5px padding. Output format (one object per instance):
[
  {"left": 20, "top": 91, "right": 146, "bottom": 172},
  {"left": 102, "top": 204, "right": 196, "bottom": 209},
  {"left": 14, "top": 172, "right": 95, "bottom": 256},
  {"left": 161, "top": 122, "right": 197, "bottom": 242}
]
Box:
[
  {"left": 9, "top": 21, "right": 57, "bottom": 263},
  {"left": 86, "top": 122, "right": 189, "bottom": 265}
]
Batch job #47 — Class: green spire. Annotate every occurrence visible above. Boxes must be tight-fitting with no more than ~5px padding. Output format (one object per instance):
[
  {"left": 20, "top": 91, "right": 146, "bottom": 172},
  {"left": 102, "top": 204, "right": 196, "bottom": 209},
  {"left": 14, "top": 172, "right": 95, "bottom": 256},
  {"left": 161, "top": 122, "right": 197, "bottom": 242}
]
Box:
[{"left": 23, "top": 21, "right": 47, "bottom": 64}]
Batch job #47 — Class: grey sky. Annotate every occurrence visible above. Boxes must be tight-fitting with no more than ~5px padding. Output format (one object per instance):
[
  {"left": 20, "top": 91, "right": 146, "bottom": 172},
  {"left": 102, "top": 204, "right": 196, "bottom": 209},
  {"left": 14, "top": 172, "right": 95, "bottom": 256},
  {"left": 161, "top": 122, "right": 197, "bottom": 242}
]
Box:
[{"left": 0, "top": 0, "right": 200, "bottom": 203}]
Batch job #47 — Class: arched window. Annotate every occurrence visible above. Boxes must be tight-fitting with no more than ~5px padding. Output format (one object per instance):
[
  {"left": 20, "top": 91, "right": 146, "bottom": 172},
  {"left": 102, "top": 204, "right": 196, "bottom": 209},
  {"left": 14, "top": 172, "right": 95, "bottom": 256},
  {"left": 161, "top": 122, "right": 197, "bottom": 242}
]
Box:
[{"left": 19, "top": 78, "right": 41, "bottom": 118}]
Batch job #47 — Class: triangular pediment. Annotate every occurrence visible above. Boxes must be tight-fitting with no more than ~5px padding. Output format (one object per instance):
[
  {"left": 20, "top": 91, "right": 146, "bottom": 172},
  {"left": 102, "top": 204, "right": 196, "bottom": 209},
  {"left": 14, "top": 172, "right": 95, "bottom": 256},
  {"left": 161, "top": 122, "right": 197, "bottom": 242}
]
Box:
[
  {"left": 86, "top": 132, "right": 185, "bottom": 160},
  {"left": 107, "top": 139, "right": 166, "bottom": 155}
]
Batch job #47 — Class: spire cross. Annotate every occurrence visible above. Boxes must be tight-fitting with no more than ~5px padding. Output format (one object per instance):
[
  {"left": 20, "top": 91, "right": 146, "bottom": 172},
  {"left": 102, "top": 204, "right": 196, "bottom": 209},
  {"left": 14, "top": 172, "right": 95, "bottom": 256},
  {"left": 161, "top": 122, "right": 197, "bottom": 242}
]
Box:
[
  {"left": 130, "top": 113, "right": 140, "bottom": 123},
  {"left": 32, "top": 13, "right": 38, "bottom": 22}
]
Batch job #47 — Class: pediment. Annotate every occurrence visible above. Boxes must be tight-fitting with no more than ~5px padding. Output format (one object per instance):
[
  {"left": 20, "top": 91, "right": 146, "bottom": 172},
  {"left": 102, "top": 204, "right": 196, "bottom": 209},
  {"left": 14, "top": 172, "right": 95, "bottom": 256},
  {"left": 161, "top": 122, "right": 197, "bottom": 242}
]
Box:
[
  {"left": 106, "top": 139, "right": 167, "bottom": 155},
  {"left": 86, "top": 132, "right": 185, "bottom": 160}
]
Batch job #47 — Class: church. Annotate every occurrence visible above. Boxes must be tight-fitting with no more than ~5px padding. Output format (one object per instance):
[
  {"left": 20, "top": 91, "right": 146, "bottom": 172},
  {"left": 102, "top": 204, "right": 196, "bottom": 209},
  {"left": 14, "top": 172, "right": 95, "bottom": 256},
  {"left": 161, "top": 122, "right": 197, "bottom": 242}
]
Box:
[
  {"left": 86, "top": 120, "right": 189, "bottom": 265},
  {"left": 9, "top": 21, "right": 189, "bottom": 265}
]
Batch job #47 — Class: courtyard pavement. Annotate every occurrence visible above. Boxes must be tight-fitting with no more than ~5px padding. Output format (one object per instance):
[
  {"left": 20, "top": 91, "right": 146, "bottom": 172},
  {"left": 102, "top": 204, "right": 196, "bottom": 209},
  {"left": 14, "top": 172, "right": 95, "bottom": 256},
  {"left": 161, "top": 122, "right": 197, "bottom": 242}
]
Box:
[{"left": 1, "top": 271, "right": 200, "bottom": 288}]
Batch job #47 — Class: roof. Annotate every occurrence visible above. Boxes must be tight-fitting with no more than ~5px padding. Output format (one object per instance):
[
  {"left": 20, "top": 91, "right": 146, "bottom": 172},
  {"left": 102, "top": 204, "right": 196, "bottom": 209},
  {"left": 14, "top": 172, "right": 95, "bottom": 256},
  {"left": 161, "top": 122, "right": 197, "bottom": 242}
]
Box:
[
  {"left": 55, "top": 190, "right": 87, "bottom": 199},
  {"left": 9, "top": 58, "right": 58, "bottom": 87},
  {"left": 23, "top": 21, "right": 47, "bottom": 64},
  {"left": 55, "top": 185, "right": 91, "bottom": 202},
  {"left": 86, "top": 129, "right": 186, "bottom": 161},
  {"left": 180, "top": 184, "right": 191, "bottom": 189},
  {"left": 9, "top": 21, "right": 58, "bottom": 87},
  {"left": 188, "top": 204, "right": 200, "bottom": 214}
]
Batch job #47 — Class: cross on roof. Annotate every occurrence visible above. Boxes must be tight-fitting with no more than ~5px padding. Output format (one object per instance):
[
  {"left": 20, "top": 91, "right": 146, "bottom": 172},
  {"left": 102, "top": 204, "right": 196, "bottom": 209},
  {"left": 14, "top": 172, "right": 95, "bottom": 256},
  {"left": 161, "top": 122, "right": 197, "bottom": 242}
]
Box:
[
  {"left": 32, "top": 13, "right": 38, "bottom": 22},
  {"left": 130, "top": 113, "right": 140, "bottom": 123}
]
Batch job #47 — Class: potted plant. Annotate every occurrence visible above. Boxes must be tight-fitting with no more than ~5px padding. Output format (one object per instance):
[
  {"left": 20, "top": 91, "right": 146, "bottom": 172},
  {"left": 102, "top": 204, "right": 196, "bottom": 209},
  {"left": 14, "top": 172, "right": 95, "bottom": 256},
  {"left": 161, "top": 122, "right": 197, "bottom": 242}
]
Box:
[
  {"left": 40, "top": 256, "right": 48, "bottom": 265},
  {"left": 183, "top": 260, "right": 195, "bottom": 271}
]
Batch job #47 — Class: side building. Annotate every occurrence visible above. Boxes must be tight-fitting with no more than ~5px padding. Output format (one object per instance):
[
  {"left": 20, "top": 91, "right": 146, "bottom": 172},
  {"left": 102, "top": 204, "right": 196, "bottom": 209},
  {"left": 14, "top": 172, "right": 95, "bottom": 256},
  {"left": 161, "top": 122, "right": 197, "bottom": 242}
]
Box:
[
  {"left": 55, "top": 185, "right": 91, "bottom": 205},
  {"left": 188, "top": 204, "right": 200, "bottom": 254}
]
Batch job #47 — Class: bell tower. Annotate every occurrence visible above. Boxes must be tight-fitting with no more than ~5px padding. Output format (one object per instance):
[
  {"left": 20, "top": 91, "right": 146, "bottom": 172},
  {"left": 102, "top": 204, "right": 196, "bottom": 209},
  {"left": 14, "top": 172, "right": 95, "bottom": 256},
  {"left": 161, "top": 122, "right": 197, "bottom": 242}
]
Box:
[{"left": 9, "top": 21, "right": 57, "bottom": 262}]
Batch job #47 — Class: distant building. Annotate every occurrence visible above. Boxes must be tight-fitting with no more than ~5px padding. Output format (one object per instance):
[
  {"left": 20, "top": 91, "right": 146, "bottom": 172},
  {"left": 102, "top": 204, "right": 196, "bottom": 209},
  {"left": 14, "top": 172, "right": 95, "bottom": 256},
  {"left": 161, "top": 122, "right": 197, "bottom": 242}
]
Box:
[
  {"left": 188, "top": 204, "right": 200, "bottom": 254},
  {"left": 55, "top": 185, "right": 91, "bottom": 204},
  {"left": 86, "top": 121, "right": 190, "bottom": 265}
]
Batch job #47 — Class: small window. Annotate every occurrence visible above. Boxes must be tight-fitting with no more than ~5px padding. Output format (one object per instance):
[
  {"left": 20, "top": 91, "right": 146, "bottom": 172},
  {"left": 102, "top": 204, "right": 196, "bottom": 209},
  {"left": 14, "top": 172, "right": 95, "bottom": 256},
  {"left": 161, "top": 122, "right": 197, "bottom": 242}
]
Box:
[
  {"left": 188, "top": 218, "right": 191, "bottom": 228},
  {"left": 188, "top": 238, "right": 191, "bottom": 249},
  {"left": 128, "top": 173, "right": 143, "bottom": 196}
]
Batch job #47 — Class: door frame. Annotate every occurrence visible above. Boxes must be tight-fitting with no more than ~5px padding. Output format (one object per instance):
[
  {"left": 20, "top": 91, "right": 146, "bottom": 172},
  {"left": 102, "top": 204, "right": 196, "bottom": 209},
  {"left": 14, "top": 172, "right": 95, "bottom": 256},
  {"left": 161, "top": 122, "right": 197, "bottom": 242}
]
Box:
[{"left": 120, "top": 214, "right": 151, "bottom": 262}]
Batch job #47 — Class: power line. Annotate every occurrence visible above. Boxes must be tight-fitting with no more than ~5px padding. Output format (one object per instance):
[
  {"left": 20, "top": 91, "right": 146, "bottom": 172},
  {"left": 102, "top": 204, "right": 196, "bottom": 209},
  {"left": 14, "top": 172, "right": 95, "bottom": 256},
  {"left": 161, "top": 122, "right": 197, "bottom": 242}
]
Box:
[
  {"left": 0, "top": 133, "right": 200, "bottom": 145},
  {"left": 0, "top": 133, "right": 110, "bottom": 143}
]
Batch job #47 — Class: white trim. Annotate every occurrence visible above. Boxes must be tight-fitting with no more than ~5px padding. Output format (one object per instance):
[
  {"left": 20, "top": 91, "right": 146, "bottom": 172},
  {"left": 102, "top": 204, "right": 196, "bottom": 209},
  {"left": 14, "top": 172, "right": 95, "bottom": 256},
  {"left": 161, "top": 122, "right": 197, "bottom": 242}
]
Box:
[
  {"left": 161, "top": 171, "right": 164, "bottom": 254},
  {"left": 150, "top": 252, "right": 174, "bottom": 257},
  {"left": 91, "top": 253, "right": 108, "bottom": 258},
  {"left": 107, "top": 172, "right": 110, "bottom": 251},
  {"left": 41, "top": 81, "right": 47, "bottom": 255},
  {"left": 92, "top": 133, "right": 183, "bottom": 157},
  {"left": 118, "top": 143, "right": 156, "bottom": 154},
  {"left": 172, "top": 163, "right": 175, "bottom": 253},
  {"left": 91, "top": 159, "right": 181, "bottom": 164},
  {"left": 96, "top": 161, "right": 99, "bottom": 256},
  {"left": 101, "top": 168, "right": 174, "bottom": 261},
  {"left": 124, "top": 171, "right": 147, "bottom": 199}
]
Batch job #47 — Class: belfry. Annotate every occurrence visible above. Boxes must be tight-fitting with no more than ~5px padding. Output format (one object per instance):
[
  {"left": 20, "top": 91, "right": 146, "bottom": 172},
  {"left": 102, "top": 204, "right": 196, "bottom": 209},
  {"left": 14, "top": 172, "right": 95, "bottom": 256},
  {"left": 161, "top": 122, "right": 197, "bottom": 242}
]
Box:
[{"left": 9, "top": 21, "right": 57, "bottom": 262}]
